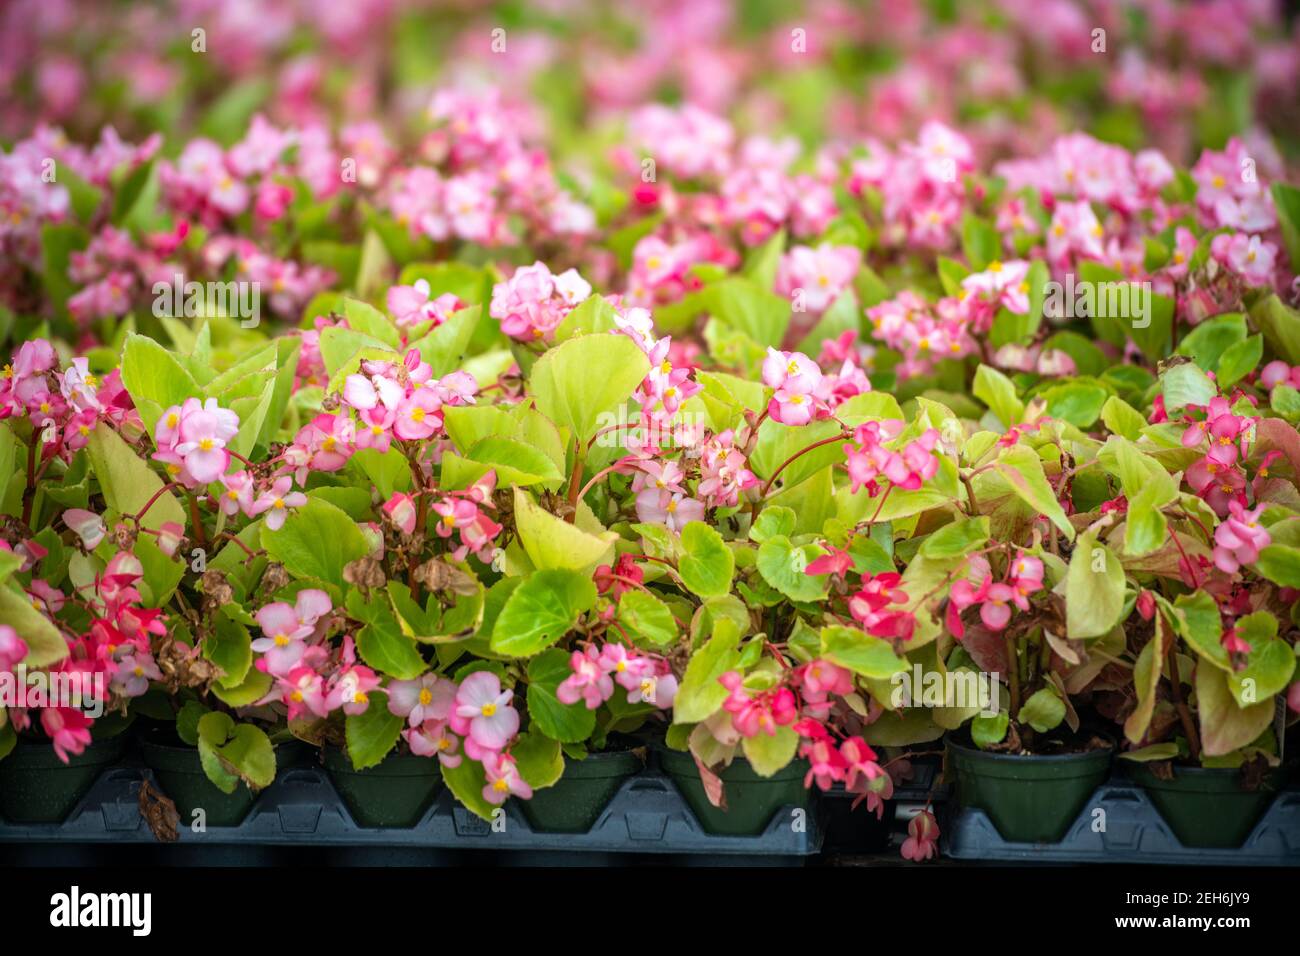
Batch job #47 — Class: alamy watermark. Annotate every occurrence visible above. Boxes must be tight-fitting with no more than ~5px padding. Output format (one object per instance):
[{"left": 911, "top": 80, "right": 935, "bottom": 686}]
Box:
[
  {"left": 890, "top": 664, "right": 1000, "bottom": 717},
  {"left": 152, "top": 272, "right": 261, "bottom": 328},
  {"left": 1044, "top": 274, "right": 1152, "bottom": 328},
  {"left": 0, "top": 665, "right": 106, "bottom": 717},
  {"left": 593, "top": 407, "right": 706, "bottom": 451}
]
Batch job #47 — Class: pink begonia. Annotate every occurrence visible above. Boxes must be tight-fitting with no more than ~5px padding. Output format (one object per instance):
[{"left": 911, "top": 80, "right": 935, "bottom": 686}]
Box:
[
  {"left": 1210, "top": 232, "right": 1277, "bottom": 287},
  {"left": 279, "top": 666, "right": 329, "bottom": 721},
  {"left": 156, "top": 522, "right": 184, "bottom": 558},
  {"left": 251, "top": 476, "right": 307, "bottom": 531},
  {"left": 218, "top": 470, "right": 255, "bottom": 517},
  {"left": 324, "top": 662, "right": 381, "bottom": 716},
  {"left": 557, "top": 645, "right": 613, "bottom": 709},
  {"left": 252, "top": 589, "right": 331, "bottom": 676},
  {"left": 901, "top": 809, "right": 940, "bottom": 863},
  {"left": 719, "top": 671, "right": 798, "bottom": 738},
  {"left": 388, "top": 673, "right": 457, "bottom": 727},
  {"left": 0, "top": 625, "right": 29, "bottom": 672},
  {"left": 404, "top": 719, "right": 462, "bottom": 767},
  {"left": 154, "top": 397, "right": 240, "bottom": 486},
  {"left": 41, "top": 708, "right": 93, "bottom": 764},
  {"left": 634, "top": 488, "right": 706, "bottom": 532},
  {"left": 775, "top": 244, "right": 861, "bottom": 313},
  {"left": 489, "top": 261, "right": 591, "bottom": 342},
  {"left": 1259, "top": 361, "right": 1300, "bottom": 391},
  {"left": 62, "top": 508, "right": 105, "bottom": 550},
  {"left": 451, "top": 671, "right": 520, "bottom": 756},
  {"left": 383, "top": 492, "right": 418, "bottom": 535},
  {"left": 109, "top": 652, "right": 162, "bottom": 698},
  {"left": 482, "top": 751, "right": 533, "bottom": 805},
  {"left": 762, "top": 348, "right": 824, "bottom": 425},
  {"left": 1213, "top": 501, "right": 1271, "bottom": 574},
  {"left": 387, "top": 278, "right": 461, "bottom": 329}
]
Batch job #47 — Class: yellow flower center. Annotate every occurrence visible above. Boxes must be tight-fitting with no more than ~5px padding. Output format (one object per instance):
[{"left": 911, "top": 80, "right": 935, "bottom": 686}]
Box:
[
  {"left": 410, "top": 407, "right": 426, "bottom": 422},
  {"left": 481, "top": 703, "right": 497, "bottom": 717},
  {"left": 419, "top": 688, "right": 433, "bottom": 706}
]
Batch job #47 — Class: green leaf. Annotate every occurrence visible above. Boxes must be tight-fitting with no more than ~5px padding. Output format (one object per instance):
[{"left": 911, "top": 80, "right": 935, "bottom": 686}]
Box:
[
  {"left": 85, "top": 426, "right": 186, "bottom": 534},
  {"left": 673, "top": 618, "right": 742, "bottom": 724},
  {"left": 742, "top": 726, "right": 799, "bottom": 776},
  {"left": 353, "top": 601, "right": 427, "bottom": 680},
  {"left": 529, "top": 333, "right": 649, "bottom": 443},
  {"left": 1163, "top": 592, "right": 1230, "bottom": 677},
  {"left": 1065, "top": 530, "right": 1126, "bottom": 639},
  {"left": 698, "top": 277, "right": 790, "bottom": 348},
  {"left": 1124, "top": 622, "right": 1165, "bottom": 744},
  {"left": 1177, "top": 312, "right": 1247, "bottom": 372},
  {"left": 756, "top": 535, "right": 828, "bottom": 602},
  {"left": 512, "top": 732, "right": 564, "bottom": 789},
  {"left": 1255, "top": 544, "right": 1300, "bottom": 587},
  {"left": 197, "top": 713, "right": 275, "bottom": 792},
  {"left": 617, "top": 589, "right": 677, "bottom": 648},
  {"left": 1226, "top": 613, "right": 1295, "bottom": 707},
  {"left": 490, "top": 569, "right": 597, "bottom": 657},
  {"left": 960, "top": 213, "right": 999, "bottom": 270},
  {"left": 1039, "top": 381, "right": 1108, "bottom": 428},
  {"left": 120, "top": 333, "right": 201, "bottom": 436},
  {"left": 0, "top": 585, "right": 67, "bottom": 668},
  {"left": 345, "top": 691, "right": 404, "bottom": 770},
  {"left": 554, "top": 294, "right": 619, "bottom": 340},
  {"left": 1216, "top": 335, "right": 1262, "bottom": 389},
  {"left": 1197, "top": 663, "right": 1274, "bottom": 758},
  {"left": 1161, "top": 362, "right": 1217, "bottom": 412},
  {"left": 512, "top": 488, "right": 617, "bottom": 572},
  {"left": 1100, "top": 395, "right": 1147, "bottom": 440},
  {"left": 526, "top": 648, "right": 598, "bottom": 743},
  {"left": 1017, "top": 686, "right": 1065, "bottom": 733},
  {"left": 341, "top": 298, "right": 401, "bottom": 349},
  {"left": 209, "top": 668, "right": 272, "bottom": 708},
  {"left": 1272, "top": 182, "right": 1300, "bottom": 274},
  {"left": 991, "top": 445, "right": 1074, "bottom": 540},
  {"left": 971, "top": 712, "right": 1009, "bottom": 748},
  {"left": 466, "top": 437, "right": 562, "bottom": 487},
  {"left": 204, "top": 614, "right": 252, "bottom": 689},
  {"left": 677, "top": 521, "right": 735, "bottom": 598},
  {"left": 919, "top": 517, "right": 990, "bottom": 559},
  {"left": 819, "top": 625, "right": 907, "bottom": 679},
  {"left": 973, "top": 364, "right": 1024, "bottom": 427},
  {"left": 441, "top": 757, "right": 496, "bottom": 820},
  {"left": 748, "top": 506, "right": 796, "bottom": 543},
  {"left": 259, "top": 497, "right": 369, "bottom": 588},
  {"left": 408, "top": 304, "right": 482, "bottom": 377}
]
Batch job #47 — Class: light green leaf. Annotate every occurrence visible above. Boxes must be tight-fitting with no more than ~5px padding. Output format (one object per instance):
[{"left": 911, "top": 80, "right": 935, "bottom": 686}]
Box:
[
  {"left": 677, "top": 521, "right": 735, "bottom": 598},
  {"left": 345, "top": 691, "right": 405, "bottom": 770},
  {"left": 260, "top": 497, "right": 369, "bottom": 588},
  {"left": 526, "top": 648, "right": 598, "bottom": 743},
  {"left": 1065, "top": 530, "right": 1126, "bottom": 639},
  {"left": 617, "top": 589, "right": 677, "bottom": 648},
  {"left": 819, "top": 625, "right": 907, "bottom": 679},
  {"left": 673, "top": 618, "right": 742, "bottom": 724},
  {"left": 529, "top": 333, "right": 649, "bottom": 443},
  {"left": 490, "top": 569, "right": 597, "bottom": 657}
]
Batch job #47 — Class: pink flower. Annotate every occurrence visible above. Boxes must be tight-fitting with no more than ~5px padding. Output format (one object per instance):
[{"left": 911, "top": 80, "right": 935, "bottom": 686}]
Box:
[
  {"left": 388, "top": 674, "right": 457, "bottom": 727},
  {"left": 394, "top": 389, "right": 442, "bottom": 441},
  {"left": 451, "top": 671, "right": 520, "bottom": 755},
  {"left": 110, "top": 652, "right": 162, "bottom": 697},
  {"left": 250, "top": 477, "right": 307, "bottom": 531},
  {"left": 41, "top": 708, "right": 93, "bottom": 763},
  {"left": 279, "top": 666, "right": 329, "bottom": 721},
  {"left": 1211, "top": 232, "right": 1277, "bottom": 287},
  {"left": 634, "top": 488, "right": 706, "bottom": 532},
  {"left": 386, "top": 279, "right": 461, "bottom": 329},
  {"left": 557, "top": 645, "right": 614, "bottom": 710},
  {"left": 1213, "top": 500, "right": 1270, "bottom": 573},
  {"left": 63, "top": 508, "right": 105, "bottom": 550},
  {"left": 383, "top": 492, "right": 418, "bottom": 535},
  {"left": 324, "top": 663, "right": 381, "bottom": 716},
  {"left": 173, "top": 398, "right": 240, "bottom": 483},
  {"left": 0, "top": 625, "right": 29, "bottom": 671},
  {"left": 719, "top": 671, "right": 798, "bottom": 738},
  {"left": 840, "top": 737, "right": 883, "bottom": 790},
  {"left": 482, "top": 751, "right": 533, "bottom": 805},
  {"left": 218, "top": 470, "right": 255, "bottom": 517},
  {"left": 901, "top": 809, "right": 939, "bottom": 862},
  {"left": 804, "top": 546, "right": 852, "bottom": 577},
  {"left": 404, "top": 719, "right": 462, "bottom": 767},
  {"left": 252, "top": 589, "right": 331, "bottom": 676}
]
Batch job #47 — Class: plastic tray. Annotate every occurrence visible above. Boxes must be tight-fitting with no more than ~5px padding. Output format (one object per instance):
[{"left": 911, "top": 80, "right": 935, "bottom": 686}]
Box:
[
  {"left": 943, "top": 776, "right": 1300, "bottom": 865},
  {"left": 0, "top": 761, "right": 823, "bottom": 864}
]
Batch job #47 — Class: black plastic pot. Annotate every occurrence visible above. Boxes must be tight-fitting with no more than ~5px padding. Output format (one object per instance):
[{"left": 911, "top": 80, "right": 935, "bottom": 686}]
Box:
[
  {"left": 521, "top": 749, "right": 643, "bottom": 833},
  {"left": 139, "top": 727, "right": 259, "bottom": 827},
  {"left": 1128, "top": 763, "right": 1286, "bottom": 848},
  {"left": 0, "top": 732, "right": 128, "bottom": 823},
  {"left": 323, "top": 747, "right": 442, "bottom": 828},
  {"left": 947, "top": 734, "right": 1113, "bottom": 843},
  {"left": 658, "top": 746, "right": 809, "bottom": 836}
]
